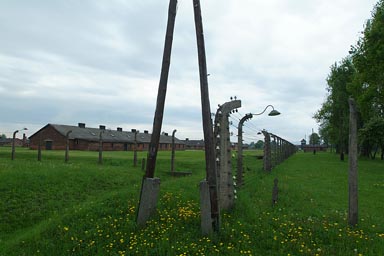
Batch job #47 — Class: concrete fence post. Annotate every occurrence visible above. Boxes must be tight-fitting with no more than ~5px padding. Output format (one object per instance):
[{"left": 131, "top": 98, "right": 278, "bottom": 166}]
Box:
[
  {"left": 214, "top": 100, "right": 241, "bottom": 210},
  {"left": 65, "top": 130, "right": 72, "bottom": 163},
  {"left": 236, "top": 113, "right": 252, "bottom": 187},
  {"left": 262, "top": 131, "right": 271, "bottom": 172}
]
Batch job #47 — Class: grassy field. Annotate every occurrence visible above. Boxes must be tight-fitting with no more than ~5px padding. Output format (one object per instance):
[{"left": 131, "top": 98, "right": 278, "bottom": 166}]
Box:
[{"left": 0, "top": 147, "right": 383, "bottom": 255}]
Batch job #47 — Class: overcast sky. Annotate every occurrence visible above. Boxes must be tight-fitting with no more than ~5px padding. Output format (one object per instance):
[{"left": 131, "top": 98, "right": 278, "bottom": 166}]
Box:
[{"left": 0, "top": 0, "right": 378, "bottom": 144}]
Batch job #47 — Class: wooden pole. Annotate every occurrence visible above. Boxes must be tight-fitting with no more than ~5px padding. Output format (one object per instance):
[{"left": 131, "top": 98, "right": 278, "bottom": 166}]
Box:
[
  {"left": 136, "top": 1, "right": 177, "bottom": 226},
  {"left": 193, "top": 0, "right": 220, "bottom": 232},
  {"left": 65, "top": 130, "right": 72, "bottom": 163},
  {"left": 145, "top": 0, "right": 177, "bottom": 178},
  {"left": 134, "top": 130, "right": 138, "bottom": 167},
  {"left": 37, "top": 132, "right": 42, "bottom": 161},
  {"left": 348, "top": 97, "right": 358, "bottom": 226},
  {"left": 98, "top": 131, "right": 103, "bottom": 165},
  {"left": 171, "top": 129, "right": 177, "bottom": 173},
  {"left": 11, "top": 130, "right": 18, "bottom": 160}
]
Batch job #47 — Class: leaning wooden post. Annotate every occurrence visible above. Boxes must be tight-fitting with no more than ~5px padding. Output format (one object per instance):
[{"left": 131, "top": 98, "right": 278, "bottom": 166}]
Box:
[
  {"left": 143, "top": 0, "right": 176, "bottom": 178},
  {"left": 193, "top": 0, "right": 220, "bottom": 233},
  {"left": 348, "top": 97, "right": 358, "bottom": 226},
  {"left": 170, "top": 129, "right": 177, "bottom": 173},
  {"left": 65, "top": 130, "right": 72, "bottom": 163},
  {"left": 136, "top": 0, "right": 177, "bottom": 226}
]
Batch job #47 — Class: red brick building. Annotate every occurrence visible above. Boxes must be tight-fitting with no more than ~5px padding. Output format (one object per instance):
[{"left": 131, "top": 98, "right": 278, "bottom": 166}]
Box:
[
  {"left": 0, "top": 138, "right": 23, "bottom": 147},
  {"left": 29, "top": 123, "right": 185, "bottom": 151},
  {"left": 183, "top": 138, "right": 205, "bottom": 150}
]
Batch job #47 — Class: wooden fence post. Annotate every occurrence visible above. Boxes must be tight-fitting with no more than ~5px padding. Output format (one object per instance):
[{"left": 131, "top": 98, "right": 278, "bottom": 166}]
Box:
[
  {"left": 137, "top": 0, "right": 177, "bottom": 226},
  {"left": 98, "top": 131, "right": 103, "bottom": 165},
  {"left": 37, "top": 132, "right": 42, "bottom": 161},
  {"left": 171, "top": 129, "right": 177, "bottom": 173},
  {"left": 348, "top": 97, "right": 358, "bottom": 226},
  {"left": 65, "top": 130, "right": 72, "bottom": 163},
  {"left": 193, "top": 0, "right": 220, "bottom": 232}
]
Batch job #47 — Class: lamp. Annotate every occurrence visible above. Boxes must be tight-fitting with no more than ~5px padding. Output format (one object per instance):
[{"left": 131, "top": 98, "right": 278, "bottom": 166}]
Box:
[
  {"left": 268, "top": 109, "right": 281, "bottom": 116},
  {"left": 251, "top": 105, "right": 281, "bottom": 116}
]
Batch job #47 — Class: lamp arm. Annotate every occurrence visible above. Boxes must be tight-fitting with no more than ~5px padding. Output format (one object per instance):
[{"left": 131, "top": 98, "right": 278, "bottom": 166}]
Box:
[{"left": 251, "top": 105, "right": 275, "bottom": 116}]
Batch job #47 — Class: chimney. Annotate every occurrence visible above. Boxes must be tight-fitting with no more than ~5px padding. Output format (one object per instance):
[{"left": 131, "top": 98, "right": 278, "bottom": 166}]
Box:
[
  {"left": 22, "top": 133, "right": 27, "bottom": 147},
  {"left": 117, "top": 127, "right": 123, "bottom": 132},
  {"left": 78, "top": 123, "right": 86, "bottom": 128},
  {"left": 131, "top": 129, "right": 136, "bottom": 133},
  {"left": 164, "top": 132, "right": 168, "bottom": 136},
  {"left": 144, "top": 130, "right": 149, "bottom": 134},
  {"left": 99, "top": 125, "right": 106, "bottom": 130},
  {"left": 185, "top": 138, "right": 189, "bottom": 141}
]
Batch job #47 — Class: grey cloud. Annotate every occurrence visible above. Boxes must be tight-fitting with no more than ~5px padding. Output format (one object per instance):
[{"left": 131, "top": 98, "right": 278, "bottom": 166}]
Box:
[{"left": 0, "top": 0, "right": 378, "bottom": 143}]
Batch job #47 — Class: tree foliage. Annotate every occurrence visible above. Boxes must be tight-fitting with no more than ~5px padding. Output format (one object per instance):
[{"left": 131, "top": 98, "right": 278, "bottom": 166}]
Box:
[
  {"left": 359, "top": 117, "right": 384, "bottom": 159},
  {"left": 314, "top": 58, "right": 355, "bottom": 154},
  {"left": 350, "top": 0, "right": 384, "bottom": 121},
  {"left": 315, "top": 0, "right": 384, "bottom": 158},
  {"left": 309, "top": 133, "right": 321, "bottom": 145},
  {"left": 255, "top": 140, "right": 264, "bottom": 149}
]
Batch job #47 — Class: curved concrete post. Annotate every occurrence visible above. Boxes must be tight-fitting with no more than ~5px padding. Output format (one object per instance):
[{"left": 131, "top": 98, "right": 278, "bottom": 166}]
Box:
[{"left": 214, "top": 100, "right": 241, "bottom": 210}]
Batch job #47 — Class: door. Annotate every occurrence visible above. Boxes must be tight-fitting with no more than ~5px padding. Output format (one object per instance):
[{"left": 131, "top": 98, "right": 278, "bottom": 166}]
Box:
[{"left": 45, "top": 140, "right": 52, "bottom": 150}]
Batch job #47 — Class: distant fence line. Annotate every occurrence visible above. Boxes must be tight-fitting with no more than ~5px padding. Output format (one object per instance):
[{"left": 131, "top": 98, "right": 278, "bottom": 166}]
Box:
[{"left": 262, "top": 131, "right": 297, "bottom": 172}]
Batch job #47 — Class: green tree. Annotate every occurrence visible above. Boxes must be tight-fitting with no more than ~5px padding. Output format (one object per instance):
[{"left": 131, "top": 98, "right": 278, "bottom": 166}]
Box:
[
  {"left": 309, "top": 133, "right": 320, "bottom": 145},
  {"left": 359, "top": 117, "right": 384, "bottom": 159},
  {"left": 348, "top": 0, "right": 384, "bottom": 156},
  {"left": 0, "top": 134, "right": 6, "bottom": 139},
  {"left": 255, "top": 140, "right": 264, "bottom": 149},
  {"left": 314, "top": 58, "right": 355, "bottom": 156},
  {"left": 315, "top": 0, "right": 384, "bottom": 159},
  {"left": 350, "top": 0, "right": 384, "bottom": 121}
]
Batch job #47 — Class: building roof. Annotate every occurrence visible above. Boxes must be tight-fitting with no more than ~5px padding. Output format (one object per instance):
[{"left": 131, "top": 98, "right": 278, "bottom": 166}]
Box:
[
  {"left": 0, "top": 138, "right": 13, "bottom": 144},
  {"left": 0, "top": 138, "right": 23, "bottom": 146},
  {"left": 184, "top": 139, "right": 205, "bottom": 147},
  {"left": 29, "top": 124, "right": 185, "bottom": 145}
]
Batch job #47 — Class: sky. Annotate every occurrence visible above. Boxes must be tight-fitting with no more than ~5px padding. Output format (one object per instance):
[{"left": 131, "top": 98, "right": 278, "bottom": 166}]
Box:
[{"left": 0, "top": 0, "right": 378, "bottom": 144}]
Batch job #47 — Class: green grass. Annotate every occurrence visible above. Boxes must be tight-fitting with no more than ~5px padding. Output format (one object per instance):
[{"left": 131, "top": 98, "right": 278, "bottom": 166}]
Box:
[{"left": 0, "top": 147, "right": 383, "bottom": 255}]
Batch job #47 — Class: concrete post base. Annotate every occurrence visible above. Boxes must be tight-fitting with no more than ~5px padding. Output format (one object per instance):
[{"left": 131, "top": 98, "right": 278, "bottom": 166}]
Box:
[
  {"left": 136, "top": 177, "right": 161, "bottom": 226},
  {"left": 200, "top": 180, "right": 212, "bottom": 235}
]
